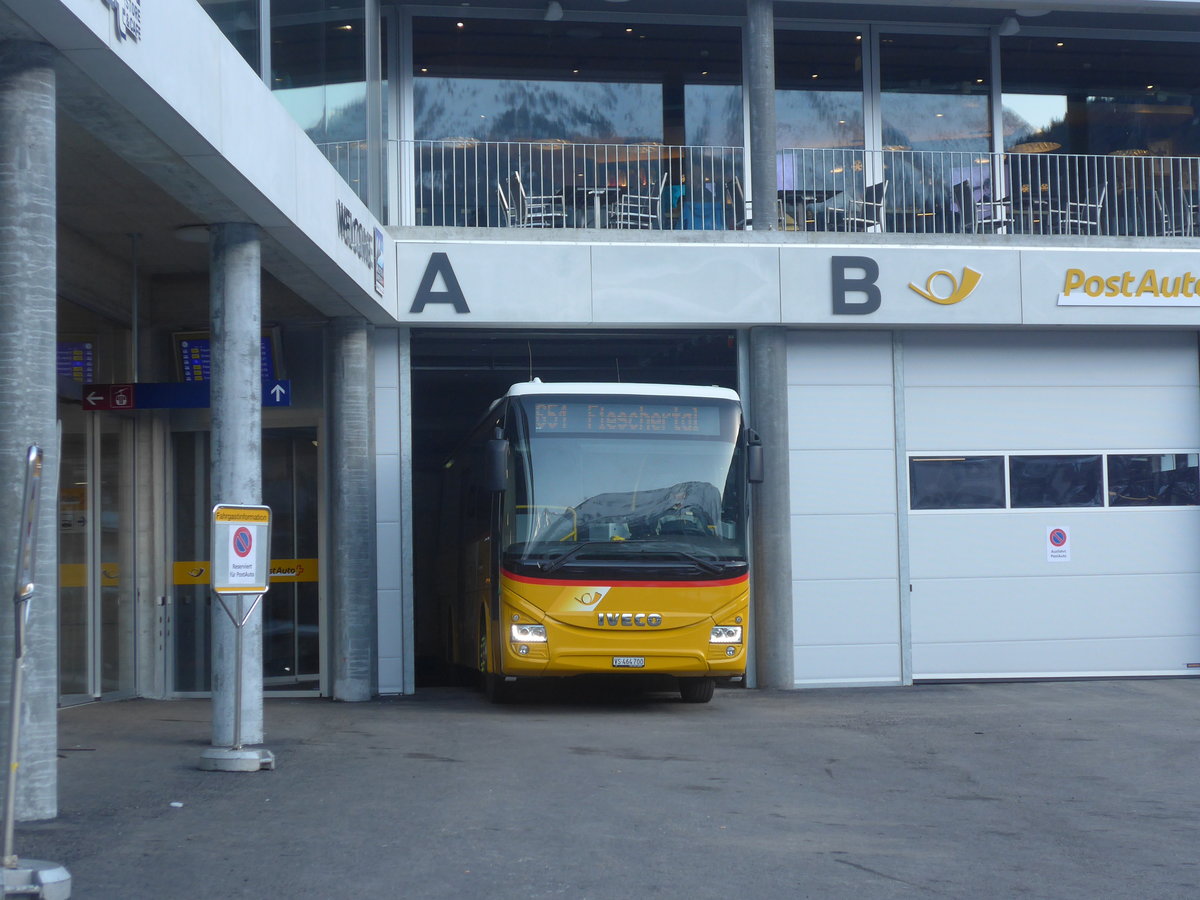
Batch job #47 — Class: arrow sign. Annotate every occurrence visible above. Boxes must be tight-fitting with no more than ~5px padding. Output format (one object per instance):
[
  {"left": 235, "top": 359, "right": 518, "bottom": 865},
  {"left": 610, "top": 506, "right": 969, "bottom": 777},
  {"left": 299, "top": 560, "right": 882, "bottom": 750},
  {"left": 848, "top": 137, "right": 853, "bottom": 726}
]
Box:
[
  {"left": 265, "top": 381, "right": 289, "bottom": 406},
  {"left": 83, "top": 381, "right": 292, "bottom": 410}
]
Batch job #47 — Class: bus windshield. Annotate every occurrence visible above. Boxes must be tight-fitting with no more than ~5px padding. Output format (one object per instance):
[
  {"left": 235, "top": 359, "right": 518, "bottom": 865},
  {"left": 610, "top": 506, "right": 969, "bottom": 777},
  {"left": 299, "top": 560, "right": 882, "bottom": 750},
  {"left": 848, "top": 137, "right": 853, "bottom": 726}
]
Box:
[{"left": 503, "top": 394, "right": 747, "bottom": 580}]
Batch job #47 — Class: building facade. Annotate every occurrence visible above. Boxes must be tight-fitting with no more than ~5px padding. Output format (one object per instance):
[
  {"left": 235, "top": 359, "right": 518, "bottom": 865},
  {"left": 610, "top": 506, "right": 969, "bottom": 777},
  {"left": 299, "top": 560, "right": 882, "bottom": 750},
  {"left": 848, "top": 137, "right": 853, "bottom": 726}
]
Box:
[{"left": 1, "top": 1, "right": 1200, "bottom": 808}]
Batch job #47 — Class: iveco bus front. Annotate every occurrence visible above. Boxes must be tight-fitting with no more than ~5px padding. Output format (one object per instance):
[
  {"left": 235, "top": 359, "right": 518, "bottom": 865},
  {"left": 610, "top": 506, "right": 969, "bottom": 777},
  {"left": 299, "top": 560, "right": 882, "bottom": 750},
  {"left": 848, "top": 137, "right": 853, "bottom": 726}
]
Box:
[{"left": 441, "top": 381, "right": 762, "bottom": 703}]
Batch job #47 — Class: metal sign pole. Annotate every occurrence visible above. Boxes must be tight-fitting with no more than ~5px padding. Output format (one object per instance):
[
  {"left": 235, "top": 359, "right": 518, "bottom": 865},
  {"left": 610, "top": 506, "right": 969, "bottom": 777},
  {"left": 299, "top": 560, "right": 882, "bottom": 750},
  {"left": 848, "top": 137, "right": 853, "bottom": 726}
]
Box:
[
  {"left": 211, "top": 592, "right": 264, "bottom": 753},
  {"left": 1, "top": 447, "right": 71, "bottom": 898}
]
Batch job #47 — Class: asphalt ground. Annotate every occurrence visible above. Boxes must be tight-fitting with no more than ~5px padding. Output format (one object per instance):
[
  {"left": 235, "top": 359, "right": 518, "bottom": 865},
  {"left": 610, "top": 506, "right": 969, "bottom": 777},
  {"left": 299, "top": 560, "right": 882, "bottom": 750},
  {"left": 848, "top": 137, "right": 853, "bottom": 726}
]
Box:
[{"left": 15, "top": 678, "right": 1200, "bottom": 899}]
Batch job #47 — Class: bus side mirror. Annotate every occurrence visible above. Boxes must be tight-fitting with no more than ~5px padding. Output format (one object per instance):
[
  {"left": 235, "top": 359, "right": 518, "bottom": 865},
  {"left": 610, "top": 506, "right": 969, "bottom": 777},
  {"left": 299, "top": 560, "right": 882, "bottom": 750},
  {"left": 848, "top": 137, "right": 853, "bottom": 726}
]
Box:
[
  {"left": 485, "top": 437, "right": 509, "bottom": 493},
  {"left": 746, "top": 429, "right": 764, "bottom": 484}
]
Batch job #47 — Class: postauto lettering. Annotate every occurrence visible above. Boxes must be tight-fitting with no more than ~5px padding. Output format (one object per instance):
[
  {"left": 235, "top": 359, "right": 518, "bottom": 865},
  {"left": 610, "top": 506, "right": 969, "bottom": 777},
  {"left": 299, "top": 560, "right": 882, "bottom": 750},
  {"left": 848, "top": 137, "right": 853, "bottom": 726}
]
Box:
[{"left": 1062, "top": 267, "right": 1200, "bottom": 299}]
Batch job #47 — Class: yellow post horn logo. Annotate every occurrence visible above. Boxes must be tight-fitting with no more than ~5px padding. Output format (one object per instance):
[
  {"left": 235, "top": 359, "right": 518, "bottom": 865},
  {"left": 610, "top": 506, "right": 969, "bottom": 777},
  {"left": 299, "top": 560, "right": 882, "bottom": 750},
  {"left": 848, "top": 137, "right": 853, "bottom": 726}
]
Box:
[{"left": 908, "top": 267, "right": 982, "bottom": 305}]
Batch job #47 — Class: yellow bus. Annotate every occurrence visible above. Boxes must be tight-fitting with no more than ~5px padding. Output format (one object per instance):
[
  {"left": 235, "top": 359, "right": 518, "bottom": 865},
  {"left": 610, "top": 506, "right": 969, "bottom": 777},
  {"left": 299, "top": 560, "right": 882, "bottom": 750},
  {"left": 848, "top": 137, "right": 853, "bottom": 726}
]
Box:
[{"left": 438, "top": 381, "right": 762, "bottom": 703}]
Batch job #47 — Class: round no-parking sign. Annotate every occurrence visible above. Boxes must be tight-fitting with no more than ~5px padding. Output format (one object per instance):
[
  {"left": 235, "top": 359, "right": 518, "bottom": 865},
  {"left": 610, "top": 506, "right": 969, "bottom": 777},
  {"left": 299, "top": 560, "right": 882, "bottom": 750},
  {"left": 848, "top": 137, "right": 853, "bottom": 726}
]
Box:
[
  {"left": 1046, "top": 526, "right": 1071, "bottom": 563},
  {"left": 232, "top": 526, "right": 254, "bottom": 558}
]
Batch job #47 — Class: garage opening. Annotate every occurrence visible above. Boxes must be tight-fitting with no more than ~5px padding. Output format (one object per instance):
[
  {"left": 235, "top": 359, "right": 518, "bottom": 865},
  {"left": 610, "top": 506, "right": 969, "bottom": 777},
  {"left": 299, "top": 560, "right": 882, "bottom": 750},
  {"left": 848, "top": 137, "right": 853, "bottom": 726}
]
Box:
[{"left": 410, "top": 328, "right": 740, "bottom": 686}]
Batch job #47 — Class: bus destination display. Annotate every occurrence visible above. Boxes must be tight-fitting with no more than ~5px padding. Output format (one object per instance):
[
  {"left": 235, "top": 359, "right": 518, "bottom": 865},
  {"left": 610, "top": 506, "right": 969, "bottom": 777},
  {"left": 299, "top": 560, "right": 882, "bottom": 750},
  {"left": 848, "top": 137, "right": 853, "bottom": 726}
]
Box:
[{"left": 534, "top": 401, "right": 721, "bottom": 436}]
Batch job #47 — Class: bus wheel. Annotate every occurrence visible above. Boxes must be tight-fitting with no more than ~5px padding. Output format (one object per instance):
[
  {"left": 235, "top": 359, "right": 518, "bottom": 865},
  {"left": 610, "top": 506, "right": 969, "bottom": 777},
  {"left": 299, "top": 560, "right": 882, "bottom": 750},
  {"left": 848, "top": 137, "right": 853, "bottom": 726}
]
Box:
[
  {"left": 479, "top": 612, "right": 512, "bottom": 703},
  {"left": 678, "top": 677, "right": 715, "bottom": 703}
]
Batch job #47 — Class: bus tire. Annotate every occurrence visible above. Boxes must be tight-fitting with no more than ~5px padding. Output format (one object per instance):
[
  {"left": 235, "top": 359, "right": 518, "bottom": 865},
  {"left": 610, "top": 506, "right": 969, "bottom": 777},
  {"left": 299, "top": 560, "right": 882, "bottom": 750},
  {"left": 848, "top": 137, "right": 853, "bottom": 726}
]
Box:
[
  {"left": 479, "top": 611, "right": 513, "bottom": 703},
  {"left": 484, "top": 672, "right": 514, "bottom": 704},
  {"left": 678, "top": 677, "right": 715, "bottom": 703}
]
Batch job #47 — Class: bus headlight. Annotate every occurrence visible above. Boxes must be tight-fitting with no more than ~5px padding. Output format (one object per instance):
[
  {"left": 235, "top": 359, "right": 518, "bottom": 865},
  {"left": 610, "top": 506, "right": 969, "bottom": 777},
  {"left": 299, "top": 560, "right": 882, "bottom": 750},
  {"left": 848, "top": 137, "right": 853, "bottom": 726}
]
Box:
[
  {"left": 511, "top": 623, "right": 547, "bottom": 643},
  {"left": 710, "top": 625, "right": 742, "bottom": 644}
]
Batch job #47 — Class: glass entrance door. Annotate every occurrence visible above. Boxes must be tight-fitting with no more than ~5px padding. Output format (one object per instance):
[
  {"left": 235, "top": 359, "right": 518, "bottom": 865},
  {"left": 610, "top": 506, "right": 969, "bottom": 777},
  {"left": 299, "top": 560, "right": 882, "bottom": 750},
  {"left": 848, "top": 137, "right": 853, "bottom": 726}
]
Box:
[
  {"left": 170, "top": 427, "right": 322, "bottom": 695},
  {"left": 58, "top": 405, "right": 137, "bottom": 705}
]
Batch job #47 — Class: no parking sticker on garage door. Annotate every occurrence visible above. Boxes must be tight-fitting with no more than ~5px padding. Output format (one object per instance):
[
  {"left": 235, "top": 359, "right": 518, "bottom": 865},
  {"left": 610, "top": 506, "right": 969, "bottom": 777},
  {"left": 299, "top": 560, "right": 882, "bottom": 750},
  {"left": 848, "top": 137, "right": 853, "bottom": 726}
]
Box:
[{"left": 1047, "top": 526, "right": 1071, "bottom": 563}]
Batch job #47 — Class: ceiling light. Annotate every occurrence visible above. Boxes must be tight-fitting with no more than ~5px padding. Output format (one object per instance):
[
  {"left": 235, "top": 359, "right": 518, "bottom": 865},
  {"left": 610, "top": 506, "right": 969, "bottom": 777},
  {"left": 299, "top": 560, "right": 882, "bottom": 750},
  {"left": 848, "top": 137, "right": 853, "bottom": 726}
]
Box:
[
  {"left": 544, "top": 1, "right": 563, "bottom": 21},
  {"left": 998, "top": 16, "right": 1020, "bottom": 36}
]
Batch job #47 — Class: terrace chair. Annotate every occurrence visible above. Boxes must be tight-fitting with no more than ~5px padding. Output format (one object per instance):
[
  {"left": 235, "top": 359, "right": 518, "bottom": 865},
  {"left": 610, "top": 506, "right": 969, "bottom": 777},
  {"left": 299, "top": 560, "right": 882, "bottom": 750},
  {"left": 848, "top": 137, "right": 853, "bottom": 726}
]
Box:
[
  {"left": 496, "top": 180, "right": 517, "bottom": 227},
  {"left": 610, "top": 171, "right": 669, "bottom": 229},
  {"left": 1060, "top": 181, "right": 1108, "bottom": 235},
  {"left": 510, "top": 170, "right": 567, "bottom": 228},
  {"left": 974, "top": 194, "right": 1012, "bottom": 234},
  {"left": 730, "top": 176, "right": 750, "bottom": 230},
  {"left": 825, "top": 180, "right": 888, "bottom": 233},
  {"left": 1155, "top": 189, "right": 1196, "bottom": 237},
  {"left": 951, "top": 181, "right": 976, "bottom": 234},
  {"left": 952, "top": 180, "right": 1012, "bottom": 234}
]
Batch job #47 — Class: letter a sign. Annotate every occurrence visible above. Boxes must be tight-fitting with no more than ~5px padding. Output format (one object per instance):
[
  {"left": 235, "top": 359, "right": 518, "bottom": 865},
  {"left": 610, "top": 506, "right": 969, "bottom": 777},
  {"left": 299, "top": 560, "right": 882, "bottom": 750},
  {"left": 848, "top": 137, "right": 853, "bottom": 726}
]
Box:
[{"left": 212, "top": 504, "right": 272, "bottom": 594}]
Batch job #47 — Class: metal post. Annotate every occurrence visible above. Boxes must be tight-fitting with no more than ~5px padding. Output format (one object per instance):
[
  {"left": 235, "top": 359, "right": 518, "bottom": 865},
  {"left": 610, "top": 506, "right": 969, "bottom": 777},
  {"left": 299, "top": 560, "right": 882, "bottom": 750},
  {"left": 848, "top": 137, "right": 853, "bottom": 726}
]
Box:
[
  {"left": 208, "top": 590, "right": 265, "bottom": 758},
  {"left": 232, "top": 600, "right": 243, "bottom": 750},
  {"left": 1, "top": 447, "right": 70, "bottom": 897}
]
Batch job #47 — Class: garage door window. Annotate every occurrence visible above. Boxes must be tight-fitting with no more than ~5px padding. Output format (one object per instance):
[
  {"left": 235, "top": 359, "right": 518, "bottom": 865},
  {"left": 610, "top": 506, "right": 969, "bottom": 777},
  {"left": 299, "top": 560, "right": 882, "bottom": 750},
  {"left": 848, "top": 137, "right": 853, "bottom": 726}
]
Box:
[
  {"left": 1108, "top": 453, "right": 1200, "bottom": 507},
  {"left": 1010, "top": 455, "right": 1102, "bottom": 508},
  {"left": 909, "top": 456, "right": 1004, "bottom": 510}
]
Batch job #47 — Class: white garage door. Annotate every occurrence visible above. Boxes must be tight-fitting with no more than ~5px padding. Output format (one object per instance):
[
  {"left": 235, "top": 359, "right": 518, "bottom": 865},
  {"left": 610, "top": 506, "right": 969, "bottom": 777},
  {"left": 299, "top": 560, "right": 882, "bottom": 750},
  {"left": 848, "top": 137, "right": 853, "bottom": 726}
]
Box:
[{"left": 906, "top": 330, "right": 1200, "bottom": 679}]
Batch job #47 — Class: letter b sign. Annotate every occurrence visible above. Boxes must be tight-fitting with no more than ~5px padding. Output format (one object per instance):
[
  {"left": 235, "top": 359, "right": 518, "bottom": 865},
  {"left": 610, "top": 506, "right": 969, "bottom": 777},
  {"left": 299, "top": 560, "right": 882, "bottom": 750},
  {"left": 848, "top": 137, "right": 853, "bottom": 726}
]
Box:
[{"left": 831, "top": 256, "right": 881, "bottom": 315}]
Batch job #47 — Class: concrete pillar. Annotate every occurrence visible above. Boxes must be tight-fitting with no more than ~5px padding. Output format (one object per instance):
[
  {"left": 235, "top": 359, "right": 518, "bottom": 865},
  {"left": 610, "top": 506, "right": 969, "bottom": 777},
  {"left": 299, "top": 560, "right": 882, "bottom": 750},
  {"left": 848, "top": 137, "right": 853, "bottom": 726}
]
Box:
[
  {"left": 365, "top": 0, "right": 384, "bottom": 220},
  {"left": 209, "top": 223, "right": 264, "bottom": 746},
  {"left": 750, "top": 327, "right": 793, "bottom": 689},
  {"left": 0, "top": 41, "right": 59, "bottom": 821},
  {"left": 746, "top": 0, "right": 778, "bottom": 230},
  {"left": 328, "top": 318, "right": 377, "bottom": 701}
]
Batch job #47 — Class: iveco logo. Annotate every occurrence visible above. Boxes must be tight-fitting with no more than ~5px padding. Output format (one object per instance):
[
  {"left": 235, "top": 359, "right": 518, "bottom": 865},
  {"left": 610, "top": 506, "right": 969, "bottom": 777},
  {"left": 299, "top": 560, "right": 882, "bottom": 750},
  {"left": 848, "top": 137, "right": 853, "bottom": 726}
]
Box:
[{"left": 598, "top": 613, "right": 663, "bottom": 627}]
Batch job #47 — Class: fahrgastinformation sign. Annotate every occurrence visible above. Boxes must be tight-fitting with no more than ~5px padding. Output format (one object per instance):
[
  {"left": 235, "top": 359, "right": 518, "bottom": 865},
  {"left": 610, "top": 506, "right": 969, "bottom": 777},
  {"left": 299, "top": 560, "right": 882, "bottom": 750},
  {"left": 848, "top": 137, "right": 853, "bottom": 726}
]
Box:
[{"left": 211, "top": 505, "right": 272, "bottom": 594}]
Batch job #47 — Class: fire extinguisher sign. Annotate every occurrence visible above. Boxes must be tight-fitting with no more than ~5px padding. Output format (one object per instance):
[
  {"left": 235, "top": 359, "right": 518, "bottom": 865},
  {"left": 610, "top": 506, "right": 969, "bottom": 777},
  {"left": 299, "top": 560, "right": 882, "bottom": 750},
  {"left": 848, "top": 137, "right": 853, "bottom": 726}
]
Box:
[{"left": 212, "top": 504, "right": 272, "bottom": 593}]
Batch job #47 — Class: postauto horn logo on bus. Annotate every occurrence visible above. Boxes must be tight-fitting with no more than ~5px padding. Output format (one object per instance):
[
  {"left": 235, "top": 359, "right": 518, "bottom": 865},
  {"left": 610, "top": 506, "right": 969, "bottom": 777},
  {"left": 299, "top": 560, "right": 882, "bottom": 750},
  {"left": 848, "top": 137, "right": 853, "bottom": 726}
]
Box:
[{"left": 1058, "top": 266, "right": 1200, "bottom": 306}]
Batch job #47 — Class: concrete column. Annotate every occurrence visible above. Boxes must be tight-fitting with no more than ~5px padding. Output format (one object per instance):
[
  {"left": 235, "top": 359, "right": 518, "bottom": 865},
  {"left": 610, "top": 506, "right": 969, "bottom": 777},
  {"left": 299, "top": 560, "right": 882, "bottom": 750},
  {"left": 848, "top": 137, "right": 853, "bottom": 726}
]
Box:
[
  {"left": 0, "top": 41, "right": 58, "bottom": 821},
  {"left": 749, "top": 327, "right": 793, "bottom": 689},
  {"left": 328, "top": 318, "right": 377, "bottom": 701},
  {"left": 746, "top": 0, "right": 778, "bottom": 230},
  {"left": 365, "top": 0, "right": 384, "bottom": 219},
  {"left": 209, "top": 223, "right": 264, "bottom": 746},
  {"left": 0, "top": 41, "right": 59, "bottom": 821}
]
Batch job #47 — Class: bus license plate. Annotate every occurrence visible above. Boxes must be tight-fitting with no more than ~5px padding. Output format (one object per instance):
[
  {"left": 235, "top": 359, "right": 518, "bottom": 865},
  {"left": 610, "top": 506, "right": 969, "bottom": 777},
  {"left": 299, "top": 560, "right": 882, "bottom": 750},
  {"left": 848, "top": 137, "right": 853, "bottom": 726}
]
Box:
[{"left": 612, "top": 656, "right": 645, "bottom": 668}]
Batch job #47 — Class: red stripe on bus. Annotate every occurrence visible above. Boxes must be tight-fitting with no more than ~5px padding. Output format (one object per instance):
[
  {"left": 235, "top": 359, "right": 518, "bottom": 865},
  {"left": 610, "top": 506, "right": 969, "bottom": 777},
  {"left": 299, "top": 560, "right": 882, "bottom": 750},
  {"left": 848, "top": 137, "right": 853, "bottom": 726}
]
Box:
[{"left": 502, "top": 570, "right": 749, "bottom": 589}]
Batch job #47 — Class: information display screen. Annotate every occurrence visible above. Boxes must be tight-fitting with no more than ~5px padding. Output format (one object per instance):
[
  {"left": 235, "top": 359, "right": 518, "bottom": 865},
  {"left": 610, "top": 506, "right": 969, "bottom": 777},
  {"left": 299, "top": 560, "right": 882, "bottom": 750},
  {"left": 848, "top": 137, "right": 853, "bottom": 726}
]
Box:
[
  {"left": 533, "top": 400, "right": 722, "bottom": 436},
  {"left": 57, "top": 341, "right": 95, "bottom": 383},
  {"left": 174, "top": 332, "right": 279, "bottom": 382}
]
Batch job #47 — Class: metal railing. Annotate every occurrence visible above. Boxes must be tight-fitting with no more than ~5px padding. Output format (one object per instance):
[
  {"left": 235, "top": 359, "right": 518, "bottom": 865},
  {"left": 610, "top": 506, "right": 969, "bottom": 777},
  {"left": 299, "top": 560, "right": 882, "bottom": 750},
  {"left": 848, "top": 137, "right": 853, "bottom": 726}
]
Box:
[
  {"left": 401, "top": 139, "right": 744, "bottom": 229},
  {"left": 778, "top": 148, "right": 1199, "bottom": 236},
  {"left": 320, "top": 140, "right": 369, "bottom": 201},
  {"left": 317, "top": 139, "right": 1200, "bottom": 238}
]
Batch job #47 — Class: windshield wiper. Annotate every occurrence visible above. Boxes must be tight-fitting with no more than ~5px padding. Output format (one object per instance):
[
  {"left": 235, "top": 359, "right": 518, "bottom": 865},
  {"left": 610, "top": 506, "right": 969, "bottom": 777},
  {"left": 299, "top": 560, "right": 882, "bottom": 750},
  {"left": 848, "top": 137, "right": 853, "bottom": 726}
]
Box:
[
  {"left": 535, "top": 541, "right": 737, "bottom": 577},
  {"left": 640, "top": 543, "right": 726, "bottom": 576},
  {"left": 537, "top": 541, "right": 619, "bottom": 574}
]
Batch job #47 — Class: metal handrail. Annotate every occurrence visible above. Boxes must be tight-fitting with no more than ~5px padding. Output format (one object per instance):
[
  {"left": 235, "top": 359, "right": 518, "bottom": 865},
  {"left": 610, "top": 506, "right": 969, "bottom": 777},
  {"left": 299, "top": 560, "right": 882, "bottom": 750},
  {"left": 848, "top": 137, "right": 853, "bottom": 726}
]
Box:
[{"left": 316, "top": 139, "right": 1200, "bottom": 238}]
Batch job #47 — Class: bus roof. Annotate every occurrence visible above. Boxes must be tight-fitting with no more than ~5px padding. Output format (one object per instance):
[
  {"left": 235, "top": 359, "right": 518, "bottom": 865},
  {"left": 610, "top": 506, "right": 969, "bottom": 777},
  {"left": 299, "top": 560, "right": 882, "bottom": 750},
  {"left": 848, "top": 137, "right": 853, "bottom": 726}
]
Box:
[{"left": 505, "top": 381, "right": 741, "bottom": 403}]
